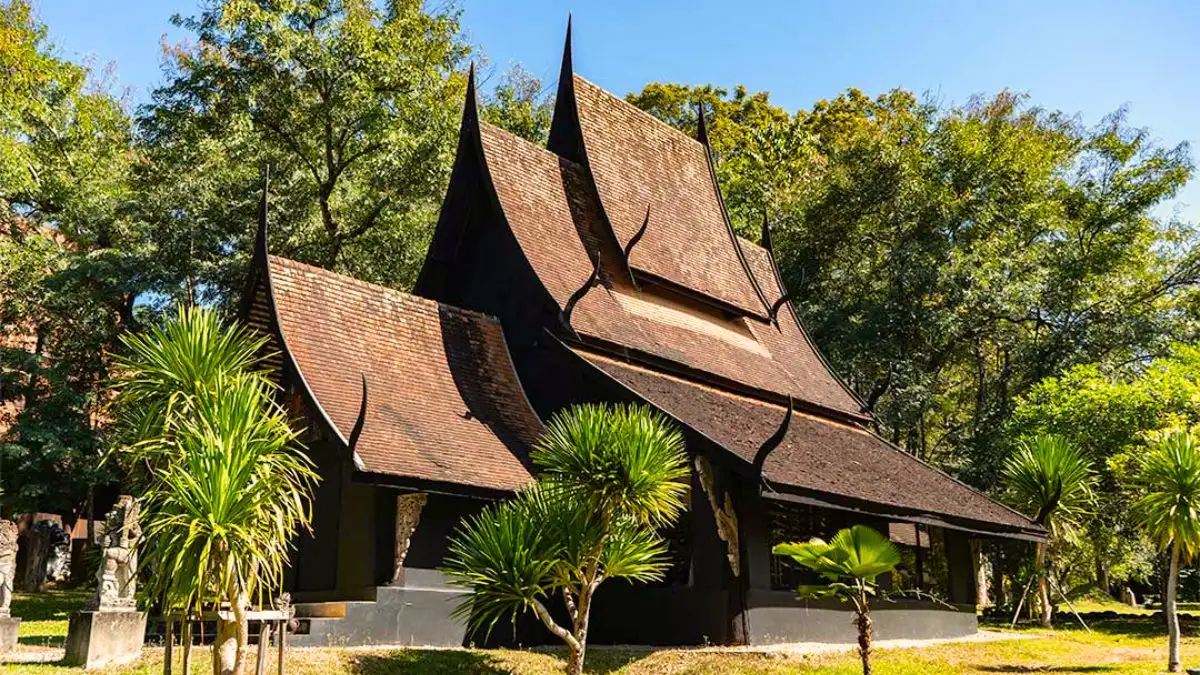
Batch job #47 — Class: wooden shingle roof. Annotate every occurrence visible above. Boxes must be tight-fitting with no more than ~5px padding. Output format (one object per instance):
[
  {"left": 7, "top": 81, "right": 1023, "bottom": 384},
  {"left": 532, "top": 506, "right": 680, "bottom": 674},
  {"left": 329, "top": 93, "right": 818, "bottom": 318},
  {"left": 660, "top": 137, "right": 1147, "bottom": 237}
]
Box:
[
  {"left": 263, "top": 255, "right": 539, "bottom": 494},
  {"left": 568, "top": 75, "right": 768, "bottom": 317},
  {"left": 577, "top": 350, "right": 1042, "bottom": 539},
  {"left": 478, "top": 121, "right": 865, "bottom": 420}
]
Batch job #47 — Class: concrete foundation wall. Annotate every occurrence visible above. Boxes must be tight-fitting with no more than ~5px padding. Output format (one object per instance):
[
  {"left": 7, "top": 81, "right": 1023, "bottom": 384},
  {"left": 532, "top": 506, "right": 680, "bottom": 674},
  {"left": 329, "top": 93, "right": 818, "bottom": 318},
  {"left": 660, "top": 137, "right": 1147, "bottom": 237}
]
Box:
[{"left": 742, "top": 590, "right": 977, "bottom": 645}]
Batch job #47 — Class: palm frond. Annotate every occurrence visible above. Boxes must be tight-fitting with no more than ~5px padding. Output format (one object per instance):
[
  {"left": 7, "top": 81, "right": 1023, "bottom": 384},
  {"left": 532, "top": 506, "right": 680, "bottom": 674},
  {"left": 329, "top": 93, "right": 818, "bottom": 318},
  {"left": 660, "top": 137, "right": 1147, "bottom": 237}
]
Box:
[
  {"left": 773, "top": 525, "right": 902, "bottom": 584},
  {"left": 1002, "top": 433, "right": 1096, "bottom": 537},
  {"left": 1135, "top": 429, "right": 1200, "bottom": 562},
  {"left": 532, "top": 403, "right": 689, "bottom": 527}
]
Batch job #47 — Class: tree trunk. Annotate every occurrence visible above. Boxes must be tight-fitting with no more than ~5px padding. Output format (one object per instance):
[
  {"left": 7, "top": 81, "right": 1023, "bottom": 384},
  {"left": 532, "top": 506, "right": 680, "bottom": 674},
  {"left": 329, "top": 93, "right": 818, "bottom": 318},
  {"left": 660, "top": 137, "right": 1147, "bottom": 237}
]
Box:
[
  {"left": 1095, "top": 553, "right": 1112, "bottom": 599},
  {"left": 973, "top": 543, "right": 989, "bottom": 608},
  {"left": 1167, "top": 542, "right": 1182, "bottom": 673},
  {"left": 991, "top": 559, "right": 1007, "bottom": 610},
  {"left": 856, "top": 592, "right": 873, "bottom": 675},
  {"left": 214, "top": 589, "right": 250, "bottom": 675},
  {"left": 567, "top": 585, "right": 596, "bottom": 675},
  {"left": 566, "top": 645, "right": 585, "bottom": 675},
  {"left": 1036, "top": 543, "right": 1052, "bottom": 628},
  {"left": 213, "top": 618, "right": 239, "bottom": 675}
]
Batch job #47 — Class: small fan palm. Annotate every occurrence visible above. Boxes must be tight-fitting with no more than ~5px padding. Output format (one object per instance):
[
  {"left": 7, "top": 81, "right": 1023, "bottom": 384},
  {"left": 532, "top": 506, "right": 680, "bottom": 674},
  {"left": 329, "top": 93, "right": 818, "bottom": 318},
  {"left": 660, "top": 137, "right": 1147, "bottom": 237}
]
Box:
[
  {"left": 774, "top": 525, "right": 901, "bottom": 675},
  {"left": 443, "top": 403, "right": 689, "bottom": 675},
  {"left": 111, "top": 305, "right": 315, "bottom": 675},
  {"left": 1001, "top": 434, "right": 1095, "bottom": 628},
  {"left": 1134, "top": 429, "right": 1200, "bottom": 673}
]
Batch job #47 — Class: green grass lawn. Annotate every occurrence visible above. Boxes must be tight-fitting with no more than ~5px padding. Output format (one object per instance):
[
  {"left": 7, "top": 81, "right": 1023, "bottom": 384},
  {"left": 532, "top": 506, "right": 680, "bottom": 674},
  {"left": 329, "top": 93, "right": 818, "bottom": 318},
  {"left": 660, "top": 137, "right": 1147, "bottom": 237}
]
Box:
[
  {"left": 4, "top": 617, "right": 1200, "bottom": 674},
  {"left": 6, "top": 590, "right": 1200, "bottom": 674},
  {"left": 12, "top": 588, "right": 92, "bottom": 649}
]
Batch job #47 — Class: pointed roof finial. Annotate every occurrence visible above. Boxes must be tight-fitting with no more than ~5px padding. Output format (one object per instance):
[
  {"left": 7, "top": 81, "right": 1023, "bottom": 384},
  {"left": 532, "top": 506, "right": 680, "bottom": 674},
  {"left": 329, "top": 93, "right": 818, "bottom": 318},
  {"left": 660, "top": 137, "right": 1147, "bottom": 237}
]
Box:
[
  {"left": 696, "top": 100, "right": 710, "bottom": 146},
  {"left": 761, "top": 210, "right": 773, "bottom": 254},
  {"left": 464, "top": 62, "right": 479, "bottom": 122},
  {"left": 560, "top": 14, "right": 574, "bottom": 82}
]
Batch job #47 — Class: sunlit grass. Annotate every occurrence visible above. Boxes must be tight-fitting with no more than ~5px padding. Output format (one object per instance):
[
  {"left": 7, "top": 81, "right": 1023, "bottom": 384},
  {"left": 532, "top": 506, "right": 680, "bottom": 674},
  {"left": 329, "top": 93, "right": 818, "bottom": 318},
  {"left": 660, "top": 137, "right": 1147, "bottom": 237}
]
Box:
[{"left": 5, "top": 608, "right": 1198, "bottom": 674}]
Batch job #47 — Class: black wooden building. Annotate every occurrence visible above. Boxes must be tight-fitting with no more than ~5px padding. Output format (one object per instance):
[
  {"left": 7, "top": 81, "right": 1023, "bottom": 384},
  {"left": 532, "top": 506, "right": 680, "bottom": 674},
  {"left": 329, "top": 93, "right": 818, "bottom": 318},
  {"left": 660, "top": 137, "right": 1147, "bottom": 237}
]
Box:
[{"left": 241, "top": 26, "right": 1044, "bottom": 648}]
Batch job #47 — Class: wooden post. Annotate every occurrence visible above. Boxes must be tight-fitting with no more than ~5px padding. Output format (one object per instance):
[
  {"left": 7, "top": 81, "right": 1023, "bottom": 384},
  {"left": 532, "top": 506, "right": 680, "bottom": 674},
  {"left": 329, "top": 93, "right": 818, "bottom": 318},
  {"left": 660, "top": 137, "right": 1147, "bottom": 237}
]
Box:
[
  {"left": 276, "top": 619, "right": 286, "bottom": 675},
  {"left": 163, "top": 618, "right": 174, "bottom": 675},
  {"left": 255, "top": 622, "right": 271, "bottom": 675},
  {"left": 181, "top": 619, "right": 193, "bottom": 675}
]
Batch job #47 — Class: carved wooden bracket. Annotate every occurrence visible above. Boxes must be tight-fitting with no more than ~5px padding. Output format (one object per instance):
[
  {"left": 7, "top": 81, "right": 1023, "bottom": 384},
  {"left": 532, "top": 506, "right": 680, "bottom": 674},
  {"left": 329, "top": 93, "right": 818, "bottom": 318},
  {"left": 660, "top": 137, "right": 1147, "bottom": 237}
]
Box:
[
  {"left": 391, "top": 492, "right": 428, "bottom": 586},
  {"left": 695, "top": 455, "right": 740, "bottom": 578}
]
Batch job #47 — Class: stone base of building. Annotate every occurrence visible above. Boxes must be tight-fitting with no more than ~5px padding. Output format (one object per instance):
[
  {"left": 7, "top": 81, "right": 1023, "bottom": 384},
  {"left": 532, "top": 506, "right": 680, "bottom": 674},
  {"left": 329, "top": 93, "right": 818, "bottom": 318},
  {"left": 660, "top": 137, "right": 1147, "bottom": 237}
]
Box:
[
  {"left": 64, "top": 610, "right": 147, "bottom": 669},
  {"left": 740, "top": 590, "right": 978, "bottom": 645},
  {"left": 0, "top": 616, "right": 20, "bottom": 653},
  {"left": 290, "top": 571, "right": 470, "bottom": 648}
]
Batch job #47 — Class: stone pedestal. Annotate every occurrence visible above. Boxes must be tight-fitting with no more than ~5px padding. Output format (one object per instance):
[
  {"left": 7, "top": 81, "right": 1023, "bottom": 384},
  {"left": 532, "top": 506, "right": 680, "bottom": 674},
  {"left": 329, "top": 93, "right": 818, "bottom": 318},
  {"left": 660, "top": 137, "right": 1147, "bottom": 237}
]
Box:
[
  {"left": 64, "top": 610, "right": 146, "bottom": 669},
  {"left": 0, "top": 616, "right": 19, "bottom": 653}
]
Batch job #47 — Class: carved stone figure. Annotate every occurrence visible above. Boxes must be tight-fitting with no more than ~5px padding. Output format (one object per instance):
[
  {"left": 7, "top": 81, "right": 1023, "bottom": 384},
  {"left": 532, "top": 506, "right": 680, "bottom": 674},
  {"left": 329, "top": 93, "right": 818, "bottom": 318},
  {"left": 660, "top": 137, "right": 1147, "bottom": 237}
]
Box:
[
  {"left": 695, "top": 456, "right": 740, "bottom": 577},
  {"left": 0, "top": 520, "right": 17, "bottom": 618},
  {"left": 391, "top": 492, "right": 428, "bottom": 585},
  {"left": 91, "top": 496, "right": 141, "bottom": 611}
]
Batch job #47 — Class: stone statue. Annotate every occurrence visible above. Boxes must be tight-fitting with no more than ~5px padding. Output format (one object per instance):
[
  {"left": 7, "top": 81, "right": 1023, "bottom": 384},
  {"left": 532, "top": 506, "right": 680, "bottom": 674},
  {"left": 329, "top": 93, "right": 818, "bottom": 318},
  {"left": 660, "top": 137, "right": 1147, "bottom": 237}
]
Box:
[
  {"left": 0, "top": 520, "right": 17, "bottom": 618},
  {"left": 91, "top": 496, "right": 141, "bottom": 612}
]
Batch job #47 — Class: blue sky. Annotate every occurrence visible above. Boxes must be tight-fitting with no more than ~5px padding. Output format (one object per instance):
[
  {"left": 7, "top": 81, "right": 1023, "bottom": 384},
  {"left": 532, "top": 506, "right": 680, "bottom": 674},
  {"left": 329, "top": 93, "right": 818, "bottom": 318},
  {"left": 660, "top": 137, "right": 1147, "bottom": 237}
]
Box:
[{"left": 34, "top": 0, "right": 1200, "bottom": 220}]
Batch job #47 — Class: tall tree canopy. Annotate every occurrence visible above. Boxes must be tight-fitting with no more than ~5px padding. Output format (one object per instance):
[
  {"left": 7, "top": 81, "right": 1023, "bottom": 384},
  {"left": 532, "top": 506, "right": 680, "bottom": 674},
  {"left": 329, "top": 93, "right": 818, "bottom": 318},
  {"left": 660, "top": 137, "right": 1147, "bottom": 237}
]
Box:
[
  {"left": 631, "top": 84, "right": 1199, "bottom": 483},
  {"left": 0, "top": 0, "right": 137, "bottom": 515},
  {"left": 139, "top": 0, "right": 471, "bottom": 293}
]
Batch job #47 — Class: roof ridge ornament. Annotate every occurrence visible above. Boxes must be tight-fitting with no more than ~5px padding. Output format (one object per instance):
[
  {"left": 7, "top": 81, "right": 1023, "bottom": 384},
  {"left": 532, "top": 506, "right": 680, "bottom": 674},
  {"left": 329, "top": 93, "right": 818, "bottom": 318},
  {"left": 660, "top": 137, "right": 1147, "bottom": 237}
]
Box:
[
  {"left": 696, "top": 100, "right": 710, "bottom": 146},
  {"left": 753, "top": 395, "right": 793, "bottom": 472},
  {"left": 464, "top": 62, "right": 479, "bottom": 123},
  {"left": 347, "top": 375, "right": 369, "bottom": 452},
  {"left": 559, "top": 250, "right": 602, "bottom": 335},
  {"left": 760, "top": 210, "right": 773, "bottom": 254},
  {"left": 622, "top": 206, "right": 650, "bottom": 263},
  {"left": 563, "top": 13, "right": 573, "bottom": 73},
  {"left": 768, "top": 290, "right": 795, "bottom": 329}
]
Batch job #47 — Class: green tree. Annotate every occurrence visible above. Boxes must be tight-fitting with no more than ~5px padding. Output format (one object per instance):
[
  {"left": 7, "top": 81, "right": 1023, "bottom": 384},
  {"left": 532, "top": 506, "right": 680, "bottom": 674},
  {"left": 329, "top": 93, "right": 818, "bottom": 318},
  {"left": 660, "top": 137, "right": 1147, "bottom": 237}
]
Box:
[
  {"left": 442, "top": 403, "right": 689, "bottom": 675},
  {"left": 773, "top": 525, "right": 902, "bottom": 675},
  {"left": 0, "top": 0, "right": 138, "bottom": 519},
  {"left": 1011, "top": 346, "right": 1200, "bottom": 595},
  {"left": 1001, "top": 434, "right": 1096, "bottom": 628},
  {"left": 1133, "top": 429, "right": 1200, "bottom": 672},
  {"left": 110, "top": 306, "right": 315, "bottom": 675},
  {"left": 480, "top": 64, "right": 554, "bottom": 145},
  {"left": 139, "top": 0, "right": 471, "bottom": 293}
]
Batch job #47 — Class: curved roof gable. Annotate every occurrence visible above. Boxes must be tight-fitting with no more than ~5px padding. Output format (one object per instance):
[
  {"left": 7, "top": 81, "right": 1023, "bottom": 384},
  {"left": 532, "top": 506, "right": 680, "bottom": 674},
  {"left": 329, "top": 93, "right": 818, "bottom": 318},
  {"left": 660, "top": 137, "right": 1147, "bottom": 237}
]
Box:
[
  {"left": 265, "top": 255, "right": 539, "bottom": 493},
  {"left": 476, "top": 122, "right": 864, "bottom": 420},
  {"left": 567, "top": 75, "right": 768, "bottom": 317}
]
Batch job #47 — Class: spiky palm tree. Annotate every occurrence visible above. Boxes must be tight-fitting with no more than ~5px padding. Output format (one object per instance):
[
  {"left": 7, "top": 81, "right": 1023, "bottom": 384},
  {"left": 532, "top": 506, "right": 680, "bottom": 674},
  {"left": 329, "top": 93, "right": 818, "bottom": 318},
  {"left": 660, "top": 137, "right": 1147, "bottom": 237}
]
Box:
[
  {"left": 774, "top": 525, "right": 901, "bottom": 675},
  {"left": 1001, "top": 434, "right": 1096, "bottom": 628},
  {"left": 442, "top": 403, "right": 690, "bottom": 675},
  {"left": 1134, "top": 429, "right": 1200, "bottom": 673},
  {"left": 111, "top": 306, "right": 315, "bottom": 675}
]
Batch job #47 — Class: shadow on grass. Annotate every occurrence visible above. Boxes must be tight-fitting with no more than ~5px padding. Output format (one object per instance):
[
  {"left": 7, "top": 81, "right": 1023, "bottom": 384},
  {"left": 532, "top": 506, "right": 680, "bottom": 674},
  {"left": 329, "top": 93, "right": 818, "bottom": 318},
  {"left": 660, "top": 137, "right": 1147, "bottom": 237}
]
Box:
[
  {"left": 350, "top": 646, "right": 658, "bottom": 675},
  {"left": 979, "top": 662, "right": 1118, "bottom": 667},
  {"left": 11, "top": 588, "right": 90, "bottom": 622},
  {"left": 353, "top": 651, "right": 515, "bottom": 674},
  {"left": 17, "top": 634, "right": 66, "bottom": 648}
]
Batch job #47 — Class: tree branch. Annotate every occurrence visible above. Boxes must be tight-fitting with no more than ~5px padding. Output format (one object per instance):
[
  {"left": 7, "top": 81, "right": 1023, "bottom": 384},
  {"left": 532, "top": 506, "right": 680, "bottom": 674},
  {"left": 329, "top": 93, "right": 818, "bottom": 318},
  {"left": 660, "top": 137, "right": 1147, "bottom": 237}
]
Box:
[{"left": 531, "top": 598, "right": 580, "bottom": 651}]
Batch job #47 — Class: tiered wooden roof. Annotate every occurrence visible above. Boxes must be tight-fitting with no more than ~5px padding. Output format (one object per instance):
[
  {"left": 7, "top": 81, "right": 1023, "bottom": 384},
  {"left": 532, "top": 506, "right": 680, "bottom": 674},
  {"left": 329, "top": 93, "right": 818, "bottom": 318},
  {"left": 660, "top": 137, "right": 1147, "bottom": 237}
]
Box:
[
  {"left": 414, "top": 30, "right": 1042, "bottom": 540},
  {"left": 245, "top": 24, "right": 1041, "bottom": 540},
  {"left": 244, "top": 213, "right": 539, "bottom": 497}
]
